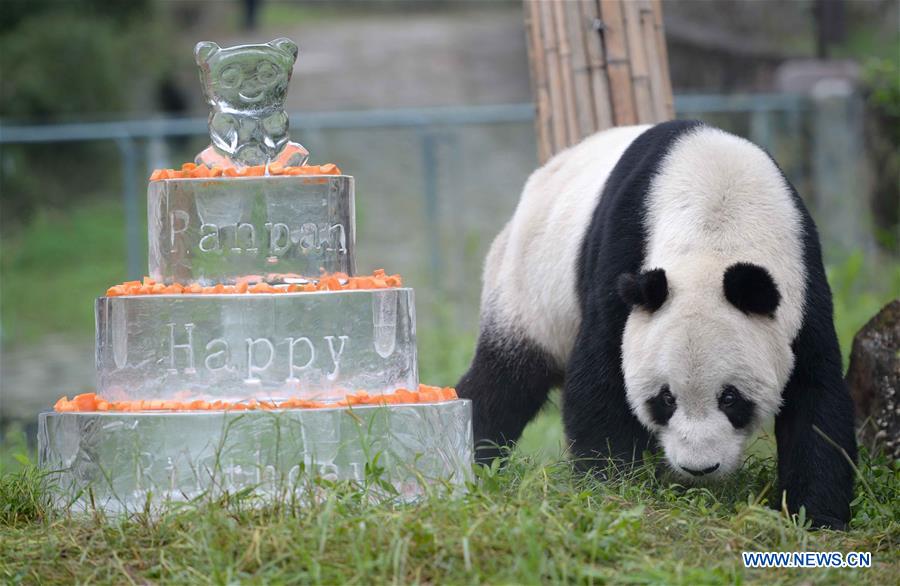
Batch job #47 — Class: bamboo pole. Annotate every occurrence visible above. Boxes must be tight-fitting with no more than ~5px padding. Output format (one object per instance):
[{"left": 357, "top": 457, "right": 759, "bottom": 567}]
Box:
[
  {"left": 564, "top": 0, "right": 597, "bottom": 136},
  {"left": 578, "top": 0, "right": 613, "bottom": 131},
  {"left": 649, "top": 0, "right": 675, "bottom": 119},
  {"left": 553, "top": 0, "right": 582, "bottom": 143},
  {"left": 598, "top": 0, "right": 637, "bottom": 126},
  {"left": 640, "top": 0, "right": 668, "bottom": 120},
  {"left": 523, "top": 0, "right": 553, "bottom": 163},
  {"left": 622, "top": 0, "right": 654, "bottom": 123},
  {"left": 524, "top": 0, "right": 674, "bottom": 163},
  {"left": 538, "top": 0, "right": 568, "bottom": 153}
]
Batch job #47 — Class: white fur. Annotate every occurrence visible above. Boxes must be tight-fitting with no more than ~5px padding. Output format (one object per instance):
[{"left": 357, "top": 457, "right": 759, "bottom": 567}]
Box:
[
  {"left": 622, "top": 127, "right": 806, "bottom": 478},
  {"left": 483, "top": 125, "right": 650, "bottom": 364},
  {"left": 483, "top": 124, "right": 807, "bottom": 479}
]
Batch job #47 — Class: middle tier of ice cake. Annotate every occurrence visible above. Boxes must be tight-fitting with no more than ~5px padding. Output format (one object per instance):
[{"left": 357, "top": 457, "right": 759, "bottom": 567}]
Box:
[
  {"left": 96, "top": 289, "right": 417, "bottom": 402},
  {"left": 148, "top": 175, "right": 355, "bottom": 285}
]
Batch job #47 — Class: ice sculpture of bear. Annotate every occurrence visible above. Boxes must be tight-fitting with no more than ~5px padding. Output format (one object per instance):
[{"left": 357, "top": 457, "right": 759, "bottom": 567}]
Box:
[{"left": 194, "top": 37, "right": 309, "bottom": 168}]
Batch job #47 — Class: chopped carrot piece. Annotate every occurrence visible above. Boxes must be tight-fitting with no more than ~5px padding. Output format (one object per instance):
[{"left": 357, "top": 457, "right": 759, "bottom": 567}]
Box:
[
  {"left": 418, "top": 386, "right": 442, "bottom": 403},
  {"left": 394, "top": 388, "right": 418, "bottom": 404},
  {"left": 72, "top": 393, "right": 98, "bottom": 411}
]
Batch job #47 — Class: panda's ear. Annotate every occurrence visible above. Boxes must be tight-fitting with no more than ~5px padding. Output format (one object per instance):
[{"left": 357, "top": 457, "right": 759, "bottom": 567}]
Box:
[
  {"left": 616, "top": 268, "right": 668, "bottom": 312},
  {"left": 194, "top": 41, "right": 220, "bottom": 65},
  {"left": 723, "top": 263, "right": 780, "bottom": 317},
  {"left": 270, "top": 37, "right": 299, "bottom": 61}
]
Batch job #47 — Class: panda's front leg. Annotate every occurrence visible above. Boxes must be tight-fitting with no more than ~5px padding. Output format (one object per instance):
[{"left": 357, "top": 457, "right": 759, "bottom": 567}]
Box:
[
  {"left": 563, "top": 319, "right": 653, "bottom": 470},
  {"left": 775, "top": 310, "right": 857, "bottom": 530},
  {"left": 775, "top": 334, "right": 856, "bottom": 529}
]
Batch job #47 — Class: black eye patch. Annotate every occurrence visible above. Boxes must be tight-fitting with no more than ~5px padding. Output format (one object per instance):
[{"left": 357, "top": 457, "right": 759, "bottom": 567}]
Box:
[
  {"left": 718, "top": 385, "right": 755, "bottom": 429},
  {"left": 646, "top": 385, "right": 676, "bottom": 426}
]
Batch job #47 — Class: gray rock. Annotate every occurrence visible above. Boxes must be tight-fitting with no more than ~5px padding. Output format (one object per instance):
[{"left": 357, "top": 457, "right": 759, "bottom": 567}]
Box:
[{"left": 847, "top": 299, "right": 900, "bottom": 458}]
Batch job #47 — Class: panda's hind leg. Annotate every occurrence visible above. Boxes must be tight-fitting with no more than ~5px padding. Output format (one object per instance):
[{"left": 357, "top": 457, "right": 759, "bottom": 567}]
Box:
[{"left": 457, "top": 323, "right": 563, "bottom": 464}]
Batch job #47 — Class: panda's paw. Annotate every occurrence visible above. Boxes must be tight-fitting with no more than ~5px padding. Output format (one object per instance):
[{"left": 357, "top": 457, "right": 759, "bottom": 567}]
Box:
[{"left": 808, "top": 513, "right": 849, "bottom": 532}]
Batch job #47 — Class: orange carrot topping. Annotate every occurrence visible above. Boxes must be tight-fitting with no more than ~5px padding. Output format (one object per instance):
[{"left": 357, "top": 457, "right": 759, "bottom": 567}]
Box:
[
  {"left": 104, "top": 270, "right": 402, "bottom": 297},
  {"left": 149, "top": 163, "right": 342, "bottom": 180},
  {"left": 52, "top": 384, "right": 459, "bottom": 413}
]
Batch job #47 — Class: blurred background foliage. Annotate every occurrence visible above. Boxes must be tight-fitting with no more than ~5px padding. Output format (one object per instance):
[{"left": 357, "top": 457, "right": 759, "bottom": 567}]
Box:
[
  {"left": 0, "top": 0, "right": 173, "bottom": 220},
  {"left": 0, "top": 0, "right": 897, "bottom": 434}
]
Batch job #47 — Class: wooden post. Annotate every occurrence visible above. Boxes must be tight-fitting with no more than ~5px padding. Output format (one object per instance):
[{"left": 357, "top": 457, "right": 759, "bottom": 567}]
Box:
[{"left": 524, "top": 0, "right": 675, "bottom": 163}]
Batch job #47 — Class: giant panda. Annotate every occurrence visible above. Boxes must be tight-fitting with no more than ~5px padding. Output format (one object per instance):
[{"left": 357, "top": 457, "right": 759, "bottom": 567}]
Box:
[{"left": 457, "top": 120, "right": 857, "bottom": 530}]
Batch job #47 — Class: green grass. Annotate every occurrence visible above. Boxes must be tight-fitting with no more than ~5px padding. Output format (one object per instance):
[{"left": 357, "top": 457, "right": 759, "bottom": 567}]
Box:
[{"left": 0, "top": 427, "right": 897, "bottom": 584}]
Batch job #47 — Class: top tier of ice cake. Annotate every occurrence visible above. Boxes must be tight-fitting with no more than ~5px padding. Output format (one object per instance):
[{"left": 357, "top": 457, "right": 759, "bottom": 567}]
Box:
[
  {"left": 149, "top": 173, "right": 355, "bottom": 285},
  {"left": 94, "top": 39, "right": 419, "bottom": 404}
]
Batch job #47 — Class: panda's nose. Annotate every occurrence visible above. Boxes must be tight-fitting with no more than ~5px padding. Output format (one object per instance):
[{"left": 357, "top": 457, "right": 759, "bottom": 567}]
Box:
[{"left": 680, "top": 463, "right": 720, "bottom": 476}]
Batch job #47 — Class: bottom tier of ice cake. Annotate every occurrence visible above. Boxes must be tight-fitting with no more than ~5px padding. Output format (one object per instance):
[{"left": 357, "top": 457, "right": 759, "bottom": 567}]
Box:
[{"left": 38, "top": 400, "right": 472, "bottom": 514}]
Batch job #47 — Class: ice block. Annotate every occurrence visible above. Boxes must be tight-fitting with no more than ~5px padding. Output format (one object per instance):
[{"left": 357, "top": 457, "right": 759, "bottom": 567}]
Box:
[
  {"left": 39, "top": 400, "right": 473, "bottom": 514},
  {"left": 95, "top": 289, "right": 417, "bottom": 402},
  {"left": 148, "top": 175, "right": 355, "bottom": 285}
]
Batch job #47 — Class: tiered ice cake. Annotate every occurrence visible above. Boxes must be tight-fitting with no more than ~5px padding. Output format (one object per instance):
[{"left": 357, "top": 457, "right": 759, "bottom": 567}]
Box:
[{"left": 38, "top": 38, "right": 473, "bottom": 514}]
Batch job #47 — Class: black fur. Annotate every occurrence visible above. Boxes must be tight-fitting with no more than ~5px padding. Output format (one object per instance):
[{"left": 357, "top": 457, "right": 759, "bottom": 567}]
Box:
[
  {"left": 457, "top": 322, "right": 563, "bottom": 463},
  {"left": 458, "top": 120, "right": 856, "bottom": 530},
  {"left": 616, "top": 269, "right": 668, "bottom": 311},
  {"left": 646, "top": 386, "right": 676, "bottom": 426},
  {"left": 772, "top": 169, "right": 856, "bottom": 530},
  {"left": 724, "top": 262, "right": 781, "bottom": 317},
  {"left": 718, "top": 385, "right": 755, "bottom": 429}
]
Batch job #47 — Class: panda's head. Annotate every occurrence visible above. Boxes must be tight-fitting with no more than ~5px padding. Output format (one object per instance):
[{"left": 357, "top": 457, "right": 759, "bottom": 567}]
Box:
[{"left": 618, "top": 261, "right": 793, "bottom": 480}]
